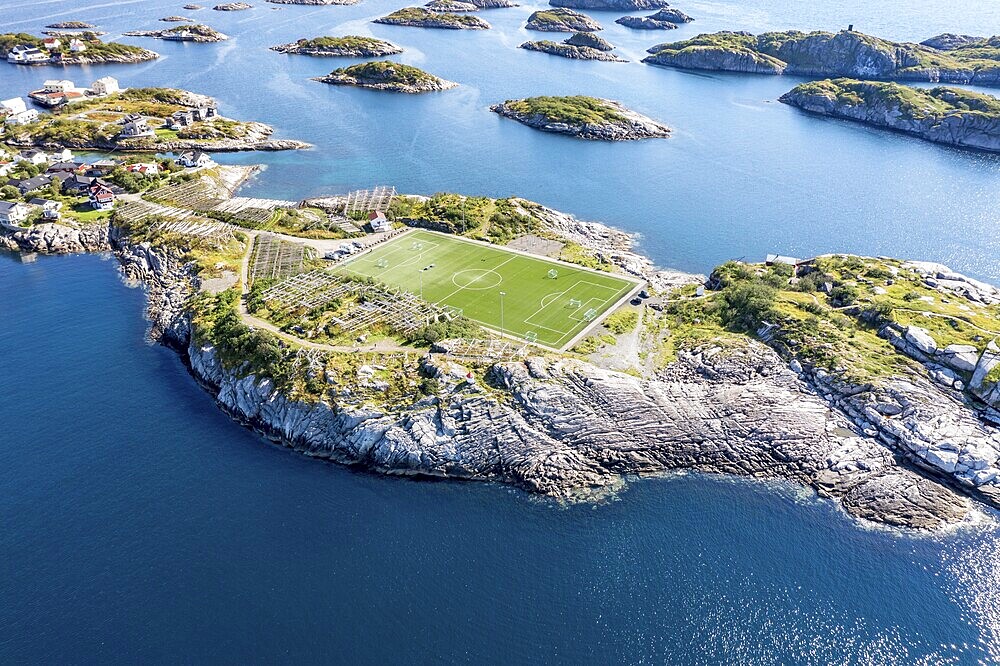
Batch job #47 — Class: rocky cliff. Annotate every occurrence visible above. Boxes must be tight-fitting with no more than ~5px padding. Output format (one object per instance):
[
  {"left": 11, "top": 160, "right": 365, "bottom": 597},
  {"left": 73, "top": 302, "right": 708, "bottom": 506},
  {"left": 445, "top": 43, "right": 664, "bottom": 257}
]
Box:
[
  {"left": 644, "top": 30, "right": 1000, "bottom": 86},
  {"left": 5, "top": 211, "right": 998, "bottom": 532},
  {"left": 779, "top": 79, "right": 1000, "bottom": 153}
]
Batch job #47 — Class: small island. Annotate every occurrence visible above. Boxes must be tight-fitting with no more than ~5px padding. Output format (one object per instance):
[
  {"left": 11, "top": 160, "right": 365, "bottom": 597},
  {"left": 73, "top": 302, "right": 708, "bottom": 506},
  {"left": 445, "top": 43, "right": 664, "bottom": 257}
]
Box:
[
  {"left": 374, "top": 7, "right": 491, "bottom": 29},
  {"left": 184, "top": 4, "right": 204, "bottom": 9},
  {"left": 124, "top": 25, "right": 229, "bottom": 42},
  {"left": 491, "top": 96, "right": 669, "bottom": 140},
  {"left": 425, "top": 0, "right": 478, "bottom": 11},
  {"left": 520, "top": 32, "right": 625, "bottom": 61},
  {"left": 44, "top": 21, "right": 96, "bottom": 29},
  {"left": 213, "top": 2, "right": 253, "bottom": 9},
  {"left": 267, "top": 0, "right": 360, "bottom": 5},
  {"left": 312, "top": 61, "right": 457, "bottom": 92},
  {"left": 525, "top": 9, "right": 602, "bottom": 33},
  {"left": 160, "top": 16, "right": 194, "bottom": 22},
  {"left": 616, "top": 8, "right": 692, "bottom": 30},
  {"left": 550, "top": 0, "right": 669, "bottom": 8},
  {"left": 0, "top": 32, "right": 158, "bottom": 66},
  {"left": 643, "top": 29, "right": 1000, "bottom": 86},
  {"left": 466, "top": 0, "right": 518, "bottom": 6},
  {"left": 4, "top": 87, "right": 309, "bottom": 152},
  {"left": 779, "top": 78, "right": 1000, "bottom": 153},
  {"left": 271, "top": 36, "right": 403, "bottom": 57}
]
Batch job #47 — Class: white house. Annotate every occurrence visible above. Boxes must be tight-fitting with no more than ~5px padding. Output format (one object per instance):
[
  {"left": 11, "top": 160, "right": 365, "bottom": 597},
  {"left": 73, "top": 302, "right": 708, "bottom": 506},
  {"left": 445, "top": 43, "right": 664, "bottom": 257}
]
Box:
[
  {"left": 43, "top": 79, "right": 75, "bottom": 94},
  {"left": 91, "top": 76, "right": 119, "bottom": 96},
  {"left": 7, "top": 46, "right": 49, "bottom": 64},
  {"left": 1, "top": 97, "right": 27, "bottom": 116},
  {"left": 2, "top": 97, "right": 38, "bottom": 125},
  {"left": 47, "top": 148, "right": 74, "bottom": 163},
  {"left": 28, "top": 197, "right": 63, "bottom": 219},
  {"left": 177, "top": 151, "right": 213, "bottom": 168},
  {"left": 17, "top": 150, "right": 48, "bottom": 166},
  {"left": 367, "top": 210, "right": 392, "bottom": 234},
  {"left": 69, "top": 39, "right": 88, "bottom": 53},
  {"left": 41, "top": 37, "right": 62, "bottom": 51},
  {"left": 0, "top": 201, "right": 31, "bottom": 228},
  {"left": 119, "top": 113, "right": 155, "bottom": 139}
]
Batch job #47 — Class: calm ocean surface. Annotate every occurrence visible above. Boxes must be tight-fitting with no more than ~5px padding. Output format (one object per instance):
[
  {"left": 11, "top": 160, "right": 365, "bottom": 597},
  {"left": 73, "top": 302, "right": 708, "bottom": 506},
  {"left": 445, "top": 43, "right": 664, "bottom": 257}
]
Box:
[{"left": 2, "top": 0, "right": 1000, "bottom": 662}]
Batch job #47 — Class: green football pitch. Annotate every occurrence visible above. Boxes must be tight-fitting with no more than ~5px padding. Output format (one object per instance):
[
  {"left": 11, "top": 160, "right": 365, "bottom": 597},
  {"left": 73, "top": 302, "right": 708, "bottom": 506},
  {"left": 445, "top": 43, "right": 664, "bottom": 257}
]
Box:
[{"left": 334, "top": 229, "right": 641, "bottom": 349}]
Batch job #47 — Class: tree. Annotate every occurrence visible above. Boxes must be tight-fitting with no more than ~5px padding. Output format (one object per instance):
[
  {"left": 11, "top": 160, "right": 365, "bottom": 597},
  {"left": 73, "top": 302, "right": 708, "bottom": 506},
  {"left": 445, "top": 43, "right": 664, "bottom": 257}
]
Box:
[
  {"left": 0, "top": 185, "right": 19, "bottom": 200},
  {"left": 720, "top": 282, "right": 777, "bottom": 333}
]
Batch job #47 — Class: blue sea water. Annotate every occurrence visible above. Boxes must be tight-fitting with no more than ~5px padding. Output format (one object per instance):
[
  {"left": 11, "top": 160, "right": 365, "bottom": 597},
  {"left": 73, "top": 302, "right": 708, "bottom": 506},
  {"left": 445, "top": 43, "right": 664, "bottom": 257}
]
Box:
[{"left": 2, "top": 0, "right": 1000, "bottom": 662}]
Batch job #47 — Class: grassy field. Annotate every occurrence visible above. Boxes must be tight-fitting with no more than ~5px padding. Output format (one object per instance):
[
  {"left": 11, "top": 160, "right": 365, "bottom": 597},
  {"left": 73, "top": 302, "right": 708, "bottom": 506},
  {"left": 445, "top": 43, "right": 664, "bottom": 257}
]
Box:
[{"left": 335, "top": 229, "right": 640, "bottom": 349}]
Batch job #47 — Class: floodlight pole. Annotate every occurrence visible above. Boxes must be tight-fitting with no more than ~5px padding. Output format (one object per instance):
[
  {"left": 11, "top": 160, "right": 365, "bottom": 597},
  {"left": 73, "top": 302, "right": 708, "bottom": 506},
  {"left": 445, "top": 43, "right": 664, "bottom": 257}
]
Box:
[
  {"left": 499, "top": 291, "right": 506, "bottom": 339},
  {"left": 420, "top": 264, "right": 433, "bottom": 300}
]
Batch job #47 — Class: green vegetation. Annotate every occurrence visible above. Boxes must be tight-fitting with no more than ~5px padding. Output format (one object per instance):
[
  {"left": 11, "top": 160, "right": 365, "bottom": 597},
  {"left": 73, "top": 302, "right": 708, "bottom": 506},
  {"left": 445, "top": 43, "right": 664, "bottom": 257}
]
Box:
[
  {"left": 502, "top": 96, "right": 626, "bottom": 125},
  {"left": 647, "top": 255, "right": 1000, "bottom": 384},
  {"left": 286, "top": 36, "right": 398, "bottom": 52},
  {"left": 5, "top": 88, "right": 262, "bottom": 151},
  {"left": 645, "top": 29, "right": 1000, "bottom": 81},
  {"left": 333, "top": 229, "right": 637, "bottom": 349},
  {"left": 0, "top": 32, "right": 153, "bottom": 60},
  {"left": 784, "top": 78, "right": 1000, "bottom": 119},
  {"left": 327, "top": 61, "right": 439, "bottom": 85},
  {"left": 526, "top": 9, "right": 599, "bottom": 30},
  {"left": 376, "top": 8, "right": 488, "bottom": 28},
  {"left": 602, "top": 309, "right": 638, "bottom": 334}
]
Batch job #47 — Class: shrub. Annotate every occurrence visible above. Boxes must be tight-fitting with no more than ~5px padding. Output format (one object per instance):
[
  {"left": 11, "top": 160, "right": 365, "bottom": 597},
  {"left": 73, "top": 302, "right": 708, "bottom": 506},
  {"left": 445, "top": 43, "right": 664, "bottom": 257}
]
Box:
[{"left": 720, "top": 282, "right": 776, "bottom": 333}]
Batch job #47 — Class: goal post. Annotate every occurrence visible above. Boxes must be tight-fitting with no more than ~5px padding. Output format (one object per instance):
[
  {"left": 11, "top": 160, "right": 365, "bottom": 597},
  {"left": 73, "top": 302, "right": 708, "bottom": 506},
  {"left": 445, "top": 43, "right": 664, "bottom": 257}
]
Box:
[
  {"left": 583, "top": 308, "right": 598, "bottom": 321},
  {"left": 567, "top": 298, "right": 582, "bottom": 309},
  {"left": 524, "top": 331, "right": 539, "bottom": 343}
]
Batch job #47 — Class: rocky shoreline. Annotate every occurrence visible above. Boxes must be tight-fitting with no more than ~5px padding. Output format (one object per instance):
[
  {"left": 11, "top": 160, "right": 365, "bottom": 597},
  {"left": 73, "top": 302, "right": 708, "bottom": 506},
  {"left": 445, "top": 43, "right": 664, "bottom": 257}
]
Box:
[
  {"left": 491, "top": 97, "right": 670, "bottom": 140},
  {"left": 526, "top": 8, "right": 602, "bottom": 32},
  {"left": 779, "top": 79, "right": 1000, "bottom": 153},
  {"left": 3, "top": 197, "right": 998, "bottom": 532},
  {"left": 313, "top": 62, "right": 457, "bottom": 93},
  {"left": 124, "top": 25, "right": 229, "bottom": 42},
  {"left": 271, "top": 36, "right": 403, "bottom": 57},
  {"left": 374, "top": 7, "right": 491, "bottom": 29},
  {"left": 643, "top": 29, "right": 1000, "bottom": 86},
  {"left": 520, "top": 32, "right": 626, "bottom": 61}
]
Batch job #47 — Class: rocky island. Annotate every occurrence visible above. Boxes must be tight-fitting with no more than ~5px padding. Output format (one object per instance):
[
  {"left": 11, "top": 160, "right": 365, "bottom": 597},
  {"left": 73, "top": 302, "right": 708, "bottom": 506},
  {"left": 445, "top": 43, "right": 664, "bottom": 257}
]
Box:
[
  {"left": 267, "top": 0, "right": 360, "bottom": 5},
  {"left": 643, "top": 29, "right": 1000, "bottom": 86},
  {"left": 45, "top": 21, "right": 96, "bottom": 29},
  {"left": 491, "top": 96, "right": 669, "bottom": 139},
  {"left": 525, "top": 8, "right": 602, "bottom": 32},
  {"left": 3, "top": 171, "right": 998, "bottom": 533},
  {"left": 160, "top": 16, "right": 194, "bottom": 22},
  {"left": 124, "top": 25, "right": 229, "bottom": 42},
  {"left": 271, "top": 36, "right": 403, "bottom": 57},
  {"left": 0, "top": 32, "right": 159, "bottom": 66},
  {"left": 425, "top": 0, "right": 479, "bottom": 11},
  {"left": 616, "top": 8, "right": 692, "bottom": 30},
  {"left": 550, "top": 0, "right": 669, "bottom": 9},
  {"left": 520, "top": 32, "right": 626, "bottom": 62},
  {"left": 779, "top": 78, "right": 1000, "bottom": 153},
  {"left": 213, "top": 2, "right": 253, "bottom": 9},
  {"left": 312, "top": 61, "right": 457, "bottom": 92},
  {"left": 4, "top": 87, "right": 308, "bottom": 152},
  {"left": 374, "top": 7, "right": 491, "bottom": 29}
]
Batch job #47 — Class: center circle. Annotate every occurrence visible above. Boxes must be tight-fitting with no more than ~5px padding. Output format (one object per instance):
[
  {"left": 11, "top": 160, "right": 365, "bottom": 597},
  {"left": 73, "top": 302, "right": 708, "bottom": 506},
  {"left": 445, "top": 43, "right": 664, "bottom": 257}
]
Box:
[{"left": 451, "top": 269, "right": 503, "bottom": 290}]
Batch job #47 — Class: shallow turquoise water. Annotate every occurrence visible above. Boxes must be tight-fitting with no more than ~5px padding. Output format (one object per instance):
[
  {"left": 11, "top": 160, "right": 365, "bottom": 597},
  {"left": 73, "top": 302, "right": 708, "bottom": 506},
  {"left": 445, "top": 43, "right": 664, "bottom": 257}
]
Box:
[{"left": 2, "top": 0, "right": 1000, "bottom": 662}]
